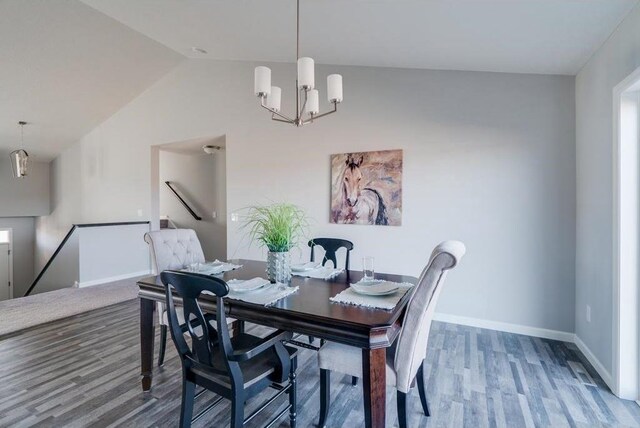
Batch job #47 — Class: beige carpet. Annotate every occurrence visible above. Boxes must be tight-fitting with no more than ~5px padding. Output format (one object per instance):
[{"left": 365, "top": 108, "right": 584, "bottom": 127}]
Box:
[{"left": 0, "top": 277, "right": 145, "bottom": 337}]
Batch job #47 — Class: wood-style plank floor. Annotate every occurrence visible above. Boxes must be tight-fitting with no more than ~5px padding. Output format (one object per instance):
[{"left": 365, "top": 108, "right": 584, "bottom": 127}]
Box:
[{"left": 1, "top": 299, "right": 639, "bottom": 427}]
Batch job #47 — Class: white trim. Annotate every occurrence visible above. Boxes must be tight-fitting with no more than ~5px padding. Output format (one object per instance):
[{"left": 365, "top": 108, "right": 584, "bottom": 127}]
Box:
[
  {"left": 612, "top": 65, "right": 640, "bottom": 399},
  {"left": 574, "top": 334, "right": 614, "bottom": 389},
  {"left": 433, "top": 312, "right": 615, "bottom": 391},
  {"left": 78, "top": 270, "right": 152, "bottom": 288},
  {"left": 0, "top": 228, "right": 13, "bottom": 300},
  {"left": 433, "top": 312, "right": 575, "bottom": 342}
]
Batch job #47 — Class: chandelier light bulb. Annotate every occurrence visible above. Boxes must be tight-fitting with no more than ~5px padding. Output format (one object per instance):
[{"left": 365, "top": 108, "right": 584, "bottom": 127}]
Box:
[
  {"left": 254, "top": 66, "right": 271, "bottom": 96},
  {"left": 327, "top": 74, "right": 343, "bottom": 103},
  {"left": 267, "top": 86, "right": 282, "bottom": 112},
  {"left": 307, "top": 89, "right": 319, "bottom": 114},
  {"left": 297, "top": 57, "right": 315, "bottom": 89}
]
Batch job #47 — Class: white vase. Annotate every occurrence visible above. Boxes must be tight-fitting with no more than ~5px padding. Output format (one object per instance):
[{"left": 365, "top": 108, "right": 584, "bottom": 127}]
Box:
[{"left": 266, "top": 251, "right": 291, "bottom": 284}]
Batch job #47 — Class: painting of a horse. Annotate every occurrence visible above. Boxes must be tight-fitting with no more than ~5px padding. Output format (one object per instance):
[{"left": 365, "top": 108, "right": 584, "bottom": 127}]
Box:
[{"left": 331, "top": 150, "right": 402, "bottom": 226}]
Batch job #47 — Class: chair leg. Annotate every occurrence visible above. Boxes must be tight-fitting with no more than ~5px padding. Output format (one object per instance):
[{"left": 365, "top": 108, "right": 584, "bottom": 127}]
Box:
[
  {"left": 158, "top": 325, "right": 167, "bottom": 367},
  {"left": 289, "top": 356, "right": 298, "bottom": 428},
  {"left": 351, "top": 376, "right": 358, "bottom": 386},
  {"left": 417, "top": 362, "right": 430, "bottom": 416},
  {"left": 230, "top": 394, "right": 243, "bottom": 428},
  {"left": 397, "top": 391, "right": 408, "bottom": 428},
  {"left": 319, "top": 369, "right": 331, "bottom": 428},
  {"left": 179, "top": 379, "right": 195, "bottom": 428},
  {"left": 308, "top": 335, "right": 315, "bottom": 344}
]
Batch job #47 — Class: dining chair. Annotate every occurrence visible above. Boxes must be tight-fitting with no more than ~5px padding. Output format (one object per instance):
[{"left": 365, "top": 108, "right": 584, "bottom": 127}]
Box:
[
  {"left": 305, "top": 238, "right": 356, "bottom": 386},
  {"left": 161, "top": 270, "right": 298, "bottom": 428},
  {"left": 316, "top": 240, "right": 466, "bottom": 428},
  {"left": 308, "top": 238, "right": 354, "bottom": 271},
  {"left": 144, "top": 229, "right": 238, "bottom": 367}
]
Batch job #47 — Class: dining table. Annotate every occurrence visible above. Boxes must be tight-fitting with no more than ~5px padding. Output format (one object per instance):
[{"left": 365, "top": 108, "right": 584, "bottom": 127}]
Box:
[{"left": 137, "top": 259, "right": 417, "bottom": 428}]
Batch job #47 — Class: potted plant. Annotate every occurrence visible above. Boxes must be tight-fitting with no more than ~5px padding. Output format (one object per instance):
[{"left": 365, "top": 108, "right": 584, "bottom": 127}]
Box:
[{"left": 243, "top": 203, "right": 308, "bottom": 283}]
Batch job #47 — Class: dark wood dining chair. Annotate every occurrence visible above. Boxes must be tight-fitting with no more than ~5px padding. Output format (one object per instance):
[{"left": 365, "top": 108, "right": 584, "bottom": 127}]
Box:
[
  {"left": 306, "top": 238, "right": 357, "bottom": 384},
  {"left": 308, "top": 238, "right": 354, "bottom": 270},
  {"left": 161, "top": 270, "right": 298, "bottom": 428},
  {"left": 316, "top": 241, "right": 466, "bottom": 428}
]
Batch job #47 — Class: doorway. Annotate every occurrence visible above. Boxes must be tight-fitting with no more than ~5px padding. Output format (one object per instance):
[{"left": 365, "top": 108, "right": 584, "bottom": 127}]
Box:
[
  {"left": 0, "top": 229, "right": 13, "bottom": 301},
  {"left": 613, "top": 67, "right": 640, "bottom": 400},
  {"left": 150, "top": 136, "right": 228, "bottom": 261}
]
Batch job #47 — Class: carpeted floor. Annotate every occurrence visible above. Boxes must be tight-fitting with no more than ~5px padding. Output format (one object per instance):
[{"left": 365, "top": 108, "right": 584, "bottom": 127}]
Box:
[{"left": 0, "top": 276, "right": 144, "bottom": 337}]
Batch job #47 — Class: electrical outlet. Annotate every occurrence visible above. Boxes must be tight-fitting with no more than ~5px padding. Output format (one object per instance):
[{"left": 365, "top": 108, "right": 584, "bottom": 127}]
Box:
[
  {"left": 212, "top": 211, "right": 217, "bottom": 219},
  {"left": 586, "top": 305, "right": 591, "bottom": 323},
  {"left": 137, "top": 209, "right": 143, "bottom": 217},
  {"left": 231, "top": 213, "right": 239, "bottom": 222}
]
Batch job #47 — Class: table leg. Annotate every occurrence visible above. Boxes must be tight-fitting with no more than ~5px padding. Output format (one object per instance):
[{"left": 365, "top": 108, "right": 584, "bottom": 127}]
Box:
[
  {"left": 140, "top": 298, "right": 156, "bottom": 392},
  {"left": 362, "top": 347, "right": 386, "bottom": 428}
]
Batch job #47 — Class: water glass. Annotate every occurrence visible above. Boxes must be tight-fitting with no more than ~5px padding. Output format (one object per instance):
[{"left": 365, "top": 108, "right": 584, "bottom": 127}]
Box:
[{"left": 362, "top": 257, "right": 375, "bottom": 281}]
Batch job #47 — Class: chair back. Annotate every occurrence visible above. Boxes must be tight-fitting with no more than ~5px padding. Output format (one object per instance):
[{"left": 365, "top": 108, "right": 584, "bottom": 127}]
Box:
[
  {"left": 160, "top": 271, "right": 237, "bottom": 377},
  {"left": 145, "top": 229, "right": 205, "bottom": 273},
  {"left": 393, "top": 241, "right": 466, "bottom": 393},
  {"left": 308, "top": 238, "right": 354, "bottom": 270}
]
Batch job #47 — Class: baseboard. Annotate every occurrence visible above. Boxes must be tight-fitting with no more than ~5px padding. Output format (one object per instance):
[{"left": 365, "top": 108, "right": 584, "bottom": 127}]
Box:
[
  {"left": 78, "top": 270, "right": 152, "bottom": 288},
  {"left": 573, "top": 334, "right": 614, "bottom": 389},
  {"left": 433, "top": 312, "right": 575, "bottom": 342}
]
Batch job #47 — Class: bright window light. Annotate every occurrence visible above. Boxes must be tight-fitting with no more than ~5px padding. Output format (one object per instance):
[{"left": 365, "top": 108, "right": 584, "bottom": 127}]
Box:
[{"left": 0, "top": 230, "right": 9, "bottom": 244}]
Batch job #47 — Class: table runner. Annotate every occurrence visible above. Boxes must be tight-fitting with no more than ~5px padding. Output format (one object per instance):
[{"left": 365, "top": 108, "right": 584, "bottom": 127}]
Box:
[{"left": 330, "top": 282, "right": 414, "bottom": 310}]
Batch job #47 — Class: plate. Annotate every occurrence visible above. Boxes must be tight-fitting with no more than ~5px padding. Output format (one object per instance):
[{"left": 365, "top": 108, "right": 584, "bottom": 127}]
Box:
[
  {"left": 291, "top": 262, "right": 321, "bottom": 272},
  {"left": 228, "top": 278, "right": 270, "bottom": 293},
  {"left": 350, "top": 281, "right": 400, "bottom": 296}
]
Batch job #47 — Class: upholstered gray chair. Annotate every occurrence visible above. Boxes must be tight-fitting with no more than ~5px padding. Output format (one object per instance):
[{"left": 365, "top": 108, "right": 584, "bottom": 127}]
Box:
[
  {"left": 144, "top": 229, "right": 238, "bottom": 366},
  {"left": 317, "top": 240, "right": 466, "bottom": 428}
]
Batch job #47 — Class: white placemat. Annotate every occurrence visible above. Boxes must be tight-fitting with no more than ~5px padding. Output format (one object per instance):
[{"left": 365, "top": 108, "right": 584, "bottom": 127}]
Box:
[
  {"left": 330, "top": 282, "right": 414, "bottom": 310},
  {"left": 204, "top": 280, "right": 299, "bottom": 306},
  {"left": 182, "top": 260, "right": 242, "bottom": 275},
  {"left": 292, "top": 266, "right": 343, "bottom": 280}
]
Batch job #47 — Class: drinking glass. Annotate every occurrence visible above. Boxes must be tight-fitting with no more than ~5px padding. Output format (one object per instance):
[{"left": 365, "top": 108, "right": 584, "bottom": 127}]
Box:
[{"left": 362, "top": 257, "right": 375, "bottom": 282}]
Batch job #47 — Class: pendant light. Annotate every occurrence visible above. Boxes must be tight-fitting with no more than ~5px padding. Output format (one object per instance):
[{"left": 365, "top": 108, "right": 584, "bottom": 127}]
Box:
[{"left": 10, "top": 121, "right": 29, "bottom": 178}]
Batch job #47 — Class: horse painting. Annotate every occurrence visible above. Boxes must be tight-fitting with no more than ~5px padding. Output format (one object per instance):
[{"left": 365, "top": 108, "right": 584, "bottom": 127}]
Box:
[{"left": 330, "top": 150, "right": 402, "bottom": 226}]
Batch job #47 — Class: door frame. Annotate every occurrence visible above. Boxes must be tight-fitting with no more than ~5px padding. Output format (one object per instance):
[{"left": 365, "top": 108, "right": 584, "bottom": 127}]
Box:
[
  {"left": 0, "top": 228, "right": 14, "bottom": 300},
  {"left": 612, "top": 65, "right": 640, "bottom": 399}
]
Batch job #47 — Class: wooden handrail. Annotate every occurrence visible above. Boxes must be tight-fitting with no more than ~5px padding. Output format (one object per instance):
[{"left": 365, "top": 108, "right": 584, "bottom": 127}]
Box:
[
  {"left": 24, "top": 221, "right": 150, "bottom": 297},
  {"left": 164, "top": 181, "right": 202, "bottom": 221}
]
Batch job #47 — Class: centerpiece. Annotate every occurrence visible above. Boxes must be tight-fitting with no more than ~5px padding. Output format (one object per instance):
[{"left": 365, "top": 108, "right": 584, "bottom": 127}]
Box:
[{"left": 243, "top": 203, "right": 308, "bottom": 284}]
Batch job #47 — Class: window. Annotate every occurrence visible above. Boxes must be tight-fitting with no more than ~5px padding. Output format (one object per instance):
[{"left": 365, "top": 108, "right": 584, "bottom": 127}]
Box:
[{"left": 0, "top": 230, "right": 9, "bottom": 244}]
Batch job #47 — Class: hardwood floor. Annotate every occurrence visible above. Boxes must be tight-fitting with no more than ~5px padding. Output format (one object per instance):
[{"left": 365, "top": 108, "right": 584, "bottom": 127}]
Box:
[{"left": 1, "top": 299, "right": 639, "bottom": 427}]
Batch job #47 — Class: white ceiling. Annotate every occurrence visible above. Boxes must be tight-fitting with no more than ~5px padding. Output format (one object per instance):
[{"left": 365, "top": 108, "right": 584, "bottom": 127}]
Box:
[
  {"left": 0, "top": 0, "right": 183, "bottom": 160},
  {"left": 2, "top": 0, "right": 638, "bottom": 160},
  {"left": 81, "top": 0, "right": 638, "bottom": 75}
]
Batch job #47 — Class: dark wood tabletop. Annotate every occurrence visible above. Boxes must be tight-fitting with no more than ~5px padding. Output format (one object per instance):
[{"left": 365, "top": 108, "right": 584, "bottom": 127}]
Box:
[
  {"left": 137, "top": 259, "right": 417, "bottom": 428},
  {"left": 137, "top": 259, "right": 417, "bottom": 349}
]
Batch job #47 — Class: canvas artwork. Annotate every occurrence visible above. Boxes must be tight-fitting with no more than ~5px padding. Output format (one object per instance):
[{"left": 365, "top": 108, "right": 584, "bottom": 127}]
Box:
[{"left": 330, "top": 149, "right": 403, "bottom": 226}]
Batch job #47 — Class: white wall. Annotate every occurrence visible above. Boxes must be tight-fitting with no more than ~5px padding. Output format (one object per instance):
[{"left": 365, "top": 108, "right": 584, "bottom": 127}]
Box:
[
  {"left": 575, "top": 2, "right": 640, "bottom": 377},
  {"left": 38, "top": 59, "right": 576, "bottom": 334},
  {"left": 0, "top": 158, "right": 50, "bottom": 217},
  {"left": 0, "top": 217, "right": 35, "bottom": 297},
  {"left": 159, "top": 149, "right": 227, "bottom": 260},
  {"left": 78, "top": 223, "right": 150, "bottom": 286}
]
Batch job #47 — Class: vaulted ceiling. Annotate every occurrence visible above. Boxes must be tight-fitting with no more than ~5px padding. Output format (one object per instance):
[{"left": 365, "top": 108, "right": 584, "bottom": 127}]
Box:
[
  {"left": 2, "top": 0, "right": 638, "bottom": 159},
  {"left": 0, "top": 0, "right": 183, "bottom": 160}
]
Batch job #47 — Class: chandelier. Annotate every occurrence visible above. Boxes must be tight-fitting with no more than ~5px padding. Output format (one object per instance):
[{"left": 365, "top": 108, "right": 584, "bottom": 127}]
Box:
[
  {"left": 254, "top": 0, "right": 343, "bottom": 127},
  {"left": 10, "top": 121, "right": 29, "bottom": 178}
]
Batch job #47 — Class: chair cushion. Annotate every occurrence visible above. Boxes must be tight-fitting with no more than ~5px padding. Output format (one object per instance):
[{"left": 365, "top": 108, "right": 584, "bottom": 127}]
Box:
[{"left": 317, "top": 341, "right": 397, "bottom": 387}]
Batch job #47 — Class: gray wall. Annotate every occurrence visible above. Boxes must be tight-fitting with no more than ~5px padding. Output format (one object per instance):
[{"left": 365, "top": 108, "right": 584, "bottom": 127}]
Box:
[
  {"left": 0, "top": 158, "right": 50, "bottom": 217},
  {"left": 159, "top": 150, "right": 227, "bottom": 260},
  {"left": 575, "top": 3, "right": 640, "bottom": 374},
  {"left": 0, "top": 217, "right": 35, "bottom": 297},
  {"left": 38, "top": 59, "right": 576, "bottom": 334}
]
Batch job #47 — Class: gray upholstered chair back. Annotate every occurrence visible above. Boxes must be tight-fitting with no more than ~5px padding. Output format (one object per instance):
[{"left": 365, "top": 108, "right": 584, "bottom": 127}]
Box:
[
  {"left": 144, "top": 229, "right": 205, "bottom": 274},
  {"left": 393, "top": 240, "right": 466, "bottom": 393}
]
